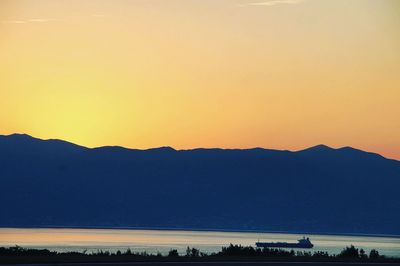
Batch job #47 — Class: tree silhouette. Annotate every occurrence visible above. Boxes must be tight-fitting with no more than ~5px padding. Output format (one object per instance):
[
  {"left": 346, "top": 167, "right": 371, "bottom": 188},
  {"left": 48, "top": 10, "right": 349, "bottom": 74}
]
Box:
[
  {"left": 338, "top": 245, "right": 359, "bottom": 258},
  {"left": 168, "top": 249, "right": 179, "bottom": 257},
  {"left": 369, "top": 249, "right": 380, "bottom": 259}
]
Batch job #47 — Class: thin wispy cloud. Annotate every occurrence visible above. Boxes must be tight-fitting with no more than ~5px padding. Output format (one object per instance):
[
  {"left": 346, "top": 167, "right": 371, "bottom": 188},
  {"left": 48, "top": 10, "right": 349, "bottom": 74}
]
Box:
[
  {"left": 238, "top": 0, "right": 304, "bottom": 7},
  {"left": 28, "top": 18, "right": 57, "bottom": 22},
  {"left": 2, "top": 18, "right": 58, "bottom": 24},
  {"left": 2, "top": 20, "right": 27, "bottom": 24},
  {"left": 2, "top": 14, "right": 109, "bottom": 25}
]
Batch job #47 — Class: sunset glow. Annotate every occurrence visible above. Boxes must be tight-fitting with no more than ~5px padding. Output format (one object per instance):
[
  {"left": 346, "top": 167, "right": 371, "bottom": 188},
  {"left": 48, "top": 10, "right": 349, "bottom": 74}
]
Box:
[{"left": 1, "top": 0, "right": 399, "bottom": 159}]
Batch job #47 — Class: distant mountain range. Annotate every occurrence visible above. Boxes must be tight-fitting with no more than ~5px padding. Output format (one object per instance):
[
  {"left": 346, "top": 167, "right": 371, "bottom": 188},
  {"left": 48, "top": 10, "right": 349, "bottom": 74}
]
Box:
[{"left": 1, "top": 133, "right": 399, "bottom": 235}]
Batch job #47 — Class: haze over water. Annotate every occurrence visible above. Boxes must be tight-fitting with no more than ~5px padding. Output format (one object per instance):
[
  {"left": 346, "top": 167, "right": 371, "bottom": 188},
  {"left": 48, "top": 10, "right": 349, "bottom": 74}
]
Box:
[{"left": 1, "top": 228, "right": 399, "bottom": 257}]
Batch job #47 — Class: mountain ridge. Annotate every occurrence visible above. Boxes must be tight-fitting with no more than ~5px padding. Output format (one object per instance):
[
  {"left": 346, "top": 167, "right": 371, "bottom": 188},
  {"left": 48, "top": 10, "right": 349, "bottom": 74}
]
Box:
[
  {"left": 0, "top": 133, "right": 395, "bottom": 161},
  {"left": 1, "top": 133, "right": 399, "bottom": 235}
]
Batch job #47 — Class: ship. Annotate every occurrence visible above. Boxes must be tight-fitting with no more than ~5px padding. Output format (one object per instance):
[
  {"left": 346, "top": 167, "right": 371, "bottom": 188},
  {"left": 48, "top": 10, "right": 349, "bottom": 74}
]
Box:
[{"left": 256, "top": 237, "right": 314, "bottom": 249}]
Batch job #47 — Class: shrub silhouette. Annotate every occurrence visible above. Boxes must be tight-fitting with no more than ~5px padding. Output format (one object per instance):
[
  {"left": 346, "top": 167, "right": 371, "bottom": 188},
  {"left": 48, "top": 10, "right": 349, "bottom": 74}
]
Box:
[
  {"left": 168, "top": 249, "right": 179, "bottom": 257},
  {"left": 185, "top": 247, "right": 200, "bottom": 257},
  {"left": 338, "top": 245, "right": 359, "bottom": 258},
  {"left": 369, "top": 249, "right": 381, "bottom": 259}
]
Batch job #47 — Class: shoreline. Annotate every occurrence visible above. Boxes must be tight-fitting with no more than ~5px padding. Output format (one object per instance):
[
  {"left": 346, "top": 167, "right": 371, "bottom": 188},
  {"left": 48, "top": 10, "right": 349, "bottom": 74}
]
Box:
[
  {"left": 1, "top": 245, "right": 399, "bottom": 264},
  {"left": 1, "top": 226, "right": 400, "bottom": 239}
]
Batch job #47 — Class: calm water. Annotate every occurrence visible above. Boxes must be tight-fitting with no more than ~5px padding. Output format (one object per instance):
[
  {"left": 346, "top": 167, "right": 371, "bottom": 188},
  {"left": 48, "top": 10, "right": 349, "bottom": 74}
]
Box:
[{"left": 0, "top": 228, "right": 399, "bottom": 257}]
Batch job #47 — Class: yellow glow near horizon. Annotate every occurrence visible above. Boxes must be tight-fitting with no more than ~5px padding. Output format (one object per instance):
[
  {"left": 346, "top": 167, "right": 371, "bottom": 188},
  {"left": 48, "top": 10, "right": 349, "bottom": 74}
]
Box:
[{"left": 0, "top": 0, "right": 399, "bottom": 159}]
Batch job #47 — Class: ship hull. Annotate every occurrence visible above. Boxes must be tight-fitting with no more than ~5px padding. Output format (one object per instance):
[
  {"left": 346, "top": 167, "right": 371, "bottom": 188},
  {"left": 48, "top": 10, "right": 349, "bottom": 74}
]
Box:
[{"left": 255, "top": 242, "right": 314, "bottom": 249}]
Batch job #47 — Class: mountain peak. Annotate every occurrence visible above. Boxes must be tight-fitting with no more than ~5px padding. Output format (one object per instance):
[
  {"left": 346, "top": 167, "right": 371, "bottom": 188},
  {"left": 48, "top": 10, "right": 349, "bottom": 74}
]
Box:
[
  {"left": 0, "top": 133, "right": 87, "bottom": 153},
  {"left": 300, "top": 144, "right": 334, "bottom": 152},
  {"left": 4, "top": 133, "right": 34, "bottom": 139},
  {"left": 146, "top": 146, "right": 176, "bottom": 152},
  {"left": 338, "top": 146, "right": 361, "bottom": 152}
]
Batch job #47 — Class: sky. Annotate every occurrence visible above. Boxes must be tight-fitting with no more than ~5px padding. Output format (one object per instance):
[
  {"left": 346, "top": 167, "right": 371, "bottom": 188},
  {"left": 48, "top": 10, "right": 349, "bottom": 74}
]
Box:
[{"left": 0, "top": 0, "right": 399, "bottom": 159}]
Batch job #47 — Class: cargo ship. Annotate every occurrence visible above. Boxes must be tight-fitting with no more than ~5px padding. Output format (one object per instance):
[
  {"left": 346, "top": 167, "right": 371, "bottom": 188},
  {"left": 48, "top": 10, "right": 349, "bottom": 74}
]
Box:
[{"left": 256, "top": 237, "right": 314, "bottom": 249}]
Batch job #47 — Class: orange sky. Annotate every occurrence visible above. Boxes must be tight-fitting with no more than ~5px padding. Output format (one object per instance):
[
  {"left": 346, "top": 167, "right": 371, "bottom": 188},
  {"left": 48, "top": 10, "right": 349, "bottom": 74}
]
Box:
[{"left": 0, "top": 0, "right": 399, "bottom": 159}]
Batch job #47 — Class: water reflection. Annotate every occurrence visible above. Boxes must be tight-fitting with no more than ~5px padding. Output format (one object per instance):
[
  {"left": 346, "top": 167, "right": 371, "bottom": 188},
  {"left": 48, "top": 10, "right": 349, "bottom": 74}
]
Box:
[{"left": 0, "top": 228, "right": 399, "bottom": 257}]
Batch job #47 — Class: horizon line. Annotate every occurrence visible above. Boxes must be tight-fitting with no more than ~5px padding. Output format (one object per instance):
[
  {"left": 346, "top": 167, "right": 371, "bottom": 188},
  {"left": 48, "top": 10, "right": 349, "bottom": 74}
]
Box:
[{"left": 1, "top": 132, "right": 397, "bottom": 162}]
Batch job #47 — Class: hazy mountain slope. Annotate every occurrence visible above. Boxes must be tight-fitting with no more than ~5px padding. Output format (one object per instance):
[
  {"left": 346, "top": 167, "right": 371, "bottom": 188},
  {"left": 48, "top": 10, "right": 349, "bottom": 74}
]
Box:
[{"left": 1, "top": 134, "right": 399, "bottom": 234}]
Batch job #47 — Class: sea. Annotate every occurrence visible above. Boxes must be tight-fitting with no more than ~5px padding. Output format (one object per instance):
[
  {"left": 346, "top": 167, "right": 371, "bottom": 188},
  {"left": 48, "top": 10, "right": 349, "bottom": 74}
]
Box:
[{"left": 0, "top": 228, "right": 399, "bottom": 257}]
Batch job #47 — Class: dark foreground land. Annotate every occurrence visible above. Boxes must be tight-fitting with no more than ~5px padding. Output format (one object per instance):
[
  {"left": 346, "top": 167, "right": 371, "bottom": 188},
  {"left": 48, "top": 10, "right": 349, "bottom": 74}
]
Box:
[
  {"left": 1, "top": 245, "right": 400, "bottom": 265},
  {"left": 2, "top": 262, "right": 400, "bottom": 266}
]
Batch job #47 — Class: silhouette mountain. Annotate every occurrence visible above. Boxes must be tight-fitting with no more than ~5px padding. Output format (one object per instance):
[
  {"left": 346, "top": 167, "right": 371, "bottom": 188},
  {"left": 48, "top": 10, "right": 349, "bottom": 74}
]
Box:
[
  {"left": 300, "top": 144, "right": 334, "bottom": 152},
  {"left": 1, "top": 134, "right": 399, "bottom": 235}
]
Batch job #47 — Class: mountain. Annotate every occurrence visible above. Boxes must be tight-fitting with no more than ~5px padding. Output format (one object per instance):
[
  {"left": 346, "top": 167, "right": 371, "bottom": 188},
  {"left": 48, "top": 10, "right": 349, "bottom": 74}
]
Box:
[{"left": 1, "top": 134, "right": 399, "bottom": 235}]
